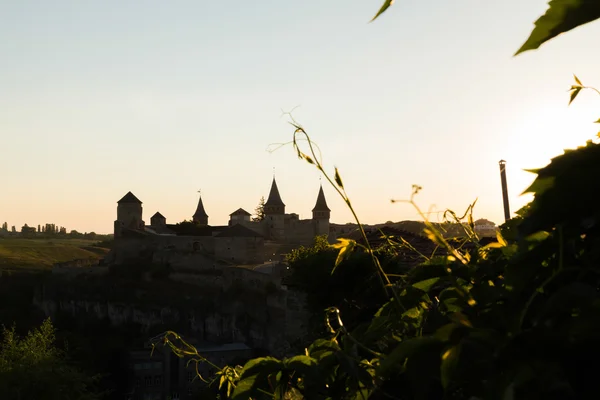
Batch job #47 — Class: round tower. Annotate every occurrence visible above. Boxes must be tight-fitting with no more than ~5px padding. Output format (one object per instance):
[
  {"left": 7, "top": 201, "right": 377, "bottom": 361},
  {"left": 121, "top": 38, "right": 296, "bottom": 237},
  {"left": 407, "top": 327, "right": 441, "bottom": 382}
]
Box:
[{"left": 264, "top": 177, "right": 285, "bottom": 240}]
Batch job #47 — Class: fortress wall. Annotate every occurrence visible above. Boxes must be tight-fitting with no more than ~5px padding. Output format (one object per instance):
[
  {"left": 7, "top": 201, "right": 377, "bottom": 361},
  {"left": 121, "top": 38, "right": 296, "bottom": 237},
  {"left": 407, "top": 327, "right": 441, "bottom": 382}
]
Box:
[
  {"left": 285, "top": 220, "right": 315, "bottom": 245},
  {"left": 152, "top": 251, "right": 219, "bottom": 271},
  {"left": 215, "top": 237, "right": 265, "bottom": 264},
  {"left": 235, "top": 220, "right": 267, "bottom": 237},
  {"left": 151, "top": 235, "right": 215, "bottom": 253}
]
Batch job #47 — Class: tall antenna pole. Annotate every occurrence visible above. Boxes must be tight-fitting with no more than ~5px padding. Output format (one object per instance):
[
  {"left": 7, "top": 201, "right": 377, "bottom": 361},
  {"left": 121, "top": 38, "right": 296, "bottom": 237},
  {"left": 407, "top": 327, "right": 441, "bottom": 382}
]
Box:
[{"left": 499, "top": 160, "right": 510, "bottom": 222}]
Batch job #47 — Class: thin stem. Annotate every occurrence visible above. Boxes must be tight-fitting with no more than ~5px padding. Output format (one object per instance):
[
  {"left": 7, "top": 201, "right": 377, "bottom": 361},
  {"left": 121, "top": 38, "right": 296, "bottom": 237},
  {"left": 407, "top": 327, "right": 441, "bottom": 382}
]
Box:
[{"left": 292, "top": 126, "right": 401, "bottom": 305}]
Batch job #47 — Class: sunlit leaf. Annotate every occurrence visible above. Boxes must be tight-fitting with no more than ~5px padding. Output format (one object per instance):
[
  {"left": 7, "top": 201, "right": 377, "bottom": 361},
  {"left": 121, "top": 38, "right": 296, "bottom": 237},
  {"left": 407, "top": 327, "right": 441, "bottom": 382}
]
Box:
[
  {"left": 424, "top": 228, "right": 445, "bottom": 247},
  {"left": 371, "top": 0, "right": 395, "bottom": 22},
  {"left": 441, "top": 345, "right": 461, "bottom": 389},
  {"left": 402, "top": 307, "right": 421, "bottom": 319},
  {"left": 574, "top": 74, "right": 582, "bottom": 85},
  {"left": 525, "top": 230, "right": 551, "bottom": 242},
  {"left": 496, "top": 231, "right": 508, "bottom": 247},
  {"left": 594, "top": 118, "right": 600, "bottom": 124},
  {"left": 515, "top": 0, "right": 600, "bottom": 55},
  {"left": 569, "top": 87, "right": 582, "bottom": 105},
  {"left": 331, "top": 238, "right": 356, "bottom": 273}
]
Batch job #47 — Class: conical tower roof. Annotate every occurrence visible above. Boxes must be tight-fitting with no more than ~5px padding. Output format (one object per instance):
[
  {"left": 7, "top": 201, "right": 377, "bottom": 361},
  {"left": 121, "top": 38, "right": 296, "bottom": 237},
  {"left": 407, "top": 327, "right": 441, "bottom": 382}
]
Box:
[
  {"left": 193, "top": 193, "right": 209, "bottom": 220},
  {"left": 312, "top": 185, "right": 330, "bottom": 212},
  {"left": 265, "top": 178, "right": 285, "bottom": 207},
  {"left": 118, "top": 191, "right": 142, "bottom": 204}
]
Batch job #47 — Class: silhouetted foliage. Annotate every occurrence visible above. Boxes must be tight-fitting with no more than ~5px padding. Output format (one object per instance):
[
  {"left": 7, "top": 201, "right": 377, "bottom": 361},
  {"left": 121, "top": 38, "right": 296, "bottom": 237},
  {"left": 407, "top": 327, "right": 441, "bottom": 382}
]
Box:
[
  {"left": 0, "top": 319, "right": 101, "bottom": 400},
  {"left": 154, "top": 4, "right": 600, "bottom": 399},
  {"left": 253, "top": 196, "right": 266, "bottom": 222}
]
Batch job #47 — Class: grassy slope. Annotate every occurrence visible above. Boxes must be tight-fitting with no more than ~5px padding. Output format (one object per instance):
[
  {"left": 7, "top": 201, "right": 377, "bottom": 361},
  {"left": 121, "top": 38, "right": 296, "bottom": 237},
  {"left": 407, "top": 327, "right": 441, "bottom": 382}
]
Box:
[{"left": 0, "top": 238, "right": 110, "bottom": 271}]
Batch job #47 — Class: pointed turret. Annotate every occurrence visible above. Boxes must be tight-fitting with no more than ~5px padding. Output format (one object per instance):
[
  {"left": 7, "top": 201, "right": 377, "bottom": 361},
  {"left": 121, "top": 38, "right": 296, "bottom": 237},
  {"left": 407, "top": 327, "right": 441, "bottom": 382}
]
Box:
[
  {"left": 118, "top": 191, "right": 142, "bottom": 204},
  {"left": 312, "top": 184, "right": 330, "bottom": 237},
  {"left": 312, "top": 185, "right": 331, "bottom": 220},
  {"left": 193, "top": 192, "right": 209, "bottom": 226},
  {"left": 312, "top": 185, "right": 330, "bottom": 212},
  {"left": 264, "top": 177, "right": 285, "bottom": 215}
]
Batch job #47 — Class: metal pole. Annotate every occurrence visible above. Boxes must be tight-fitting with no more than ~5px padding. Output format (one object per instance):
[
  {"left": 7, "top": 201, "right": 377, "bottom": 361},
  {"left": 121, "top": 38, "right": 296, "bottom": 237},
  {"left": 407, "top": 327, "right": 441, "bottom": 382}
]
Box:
[{"left": 499, "top": 160, "right": 510, "bottom": 222}]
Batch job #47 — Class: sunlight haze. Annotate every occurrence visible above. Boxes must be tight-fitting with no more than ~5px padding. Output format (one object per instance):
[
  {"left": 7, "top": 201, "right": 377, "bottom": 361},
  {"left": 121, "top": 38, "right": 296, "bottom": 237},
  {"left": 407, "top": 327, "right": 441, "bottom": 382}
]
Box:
[{"left": 2, "top": 0, "right": 600, "bottom": 233}]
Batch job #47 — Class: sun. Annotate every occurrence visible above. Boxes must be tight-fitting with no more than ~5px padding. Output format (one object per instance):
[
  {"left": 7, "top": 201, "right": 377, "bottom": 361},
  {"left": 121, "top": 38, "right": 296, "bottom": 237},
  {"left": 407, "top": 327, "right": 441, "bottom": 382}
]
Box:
[{"left": 475, "top": 94, "right": 599, "bottom": 221}]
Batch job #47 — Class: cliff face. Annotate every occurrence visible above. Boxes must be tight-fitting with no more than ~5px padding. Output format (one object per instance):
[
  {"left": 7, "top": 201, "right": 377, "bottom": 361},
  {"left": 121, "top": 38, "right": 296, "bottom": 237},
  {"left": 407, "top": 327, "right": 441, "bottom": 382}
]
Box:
[{"left": 33, "top": 274, "right": 309, "bottom": 357}]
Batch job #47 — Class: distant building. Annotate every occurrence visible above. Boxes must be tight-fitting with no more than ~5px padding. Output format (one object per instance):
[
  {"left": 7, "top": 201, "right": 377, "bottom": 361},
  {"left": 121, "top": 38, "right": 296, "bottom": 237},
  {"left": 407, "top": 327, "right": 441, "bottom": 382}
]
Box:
[
  {"left": 21, "top": 224, "right": 37, "bottom": 237},
  {"left": 107, "top": 177, "right": 335, "bottom": 267},
  {"left": 474, "top": 219, "right": 497, "bottom": 237}
]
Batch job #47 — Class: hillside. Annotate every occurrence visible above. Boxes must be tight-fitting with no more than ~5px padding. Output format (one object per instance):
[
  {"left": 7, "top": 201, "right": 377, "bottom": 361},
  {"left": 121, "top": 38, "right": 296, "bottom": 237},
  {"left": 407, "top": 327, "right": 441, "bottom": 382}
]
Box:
[{"left": 0, "top": 238, "right": 110, "bottom": 271}]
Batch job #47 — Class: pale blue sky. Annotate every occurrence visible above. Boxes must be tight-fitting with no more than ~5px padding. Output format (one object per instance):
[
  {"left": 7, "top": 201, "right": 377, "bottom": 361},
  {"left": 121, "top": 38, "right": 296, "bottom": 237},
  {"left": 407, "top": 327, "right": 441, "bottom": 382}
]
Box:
[{"left": 2, "top": 0, "right": 600, "bottom": 233}]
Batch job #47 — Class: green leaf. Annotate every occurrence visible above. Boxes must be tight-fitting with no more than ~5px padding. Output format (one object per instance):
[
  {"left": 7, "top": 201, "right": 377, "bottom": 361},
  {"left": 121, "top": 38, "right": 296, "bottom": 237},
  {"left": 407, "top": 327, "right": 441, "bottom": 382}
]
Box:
[
  {"left": 334, "top": 167, "right": 344, "bottom": 189},
  {"left": 371, "top": 0, "right": 394, "bottom": 22},
  {"left": 331, "top": 238, "right": 356, "bottom": 273},
  {"left": 569, "top": 86, "right": 582, "bottom": 105},
  {"left": 284, "top": 355, "right": 317, "bottom": 374},
  {"left": 594, "top": 118, "right": 600, "bottom": 123},
  {"left": 307, "top": 339, "right": 340, "bottom": 361},
  {"left": 412, "top": 277, "right": 441, "bottom": 292},
  {"left": 440, "top": 345, "right": 461, "bottom": 389},
  {"left": 402, "top": 307, "right": 421, "bottom": 319},
  {"left": 496, "top": 230, "right": 508, "bottom": 247},
  {"left": 522, "top": 176, "right": 555, "bottom": 195},
  {"left": 377, "top": 337, "right": 442, "bottom": 379},
  {"left": 434, "top": 323, "right": 464, "bottom": 342},
  {"left": 231, "top": 375, "right": 258, "bottom": 400},
  {"left": 449, "top": 312, "right": 473, "bottom": 328},
  {"left": 525, "top": 230, "right": 550, "bottom": 242},
  {"left": 515, "top": 0, "right": 600, "bottom": 55},
  {"left": 231, "top": 357, "right": 283, "bottom": 399},
  {"left": 239, "top": 357, "right": 282, "bottom": 378}
]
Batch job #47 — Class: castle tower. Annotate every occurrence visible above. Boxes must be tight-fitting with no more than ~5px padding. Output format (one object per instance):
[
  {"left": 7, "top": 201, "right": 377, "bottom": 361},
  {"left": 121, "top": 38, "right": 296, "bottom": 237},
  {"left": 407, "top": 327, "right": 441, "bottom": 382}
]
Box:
[
  {"left": 264, "top": 177, "right": 285, "bottom": 240},
  {"left": 115, "top": 191, "right": 144, "bottom": 237},
  {"left": 150, "top": 212, "right": 166, "bottom": 227},
  {"left": 312, "top": 184, "right": 331, "bottom": 237},
  {"left": 192, "top": 191, "right": 209, "bottom": 226}
]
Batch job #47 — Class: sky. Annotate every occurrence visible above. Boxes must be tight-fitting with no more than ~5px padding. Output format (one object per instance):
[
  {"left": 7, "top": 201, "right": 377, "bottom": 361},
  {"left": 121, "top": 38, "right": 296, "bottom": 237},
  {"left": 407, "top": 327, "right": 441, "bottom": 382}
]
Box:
[{"left": 2, "top": 0, "right": 600, "bottom": 234}]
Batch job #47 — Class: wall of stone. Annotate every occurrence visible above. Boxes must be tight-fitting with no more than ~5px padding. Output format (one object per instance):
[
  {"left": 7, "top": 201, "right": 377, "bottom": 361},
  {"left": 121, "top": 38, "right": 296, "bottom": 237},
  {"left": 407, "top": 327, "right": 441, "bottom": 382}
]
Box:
[
  {"left": 150, "top": 235, "right": 215, "bottom": 254},
  {"left": 284, "top": 219, "right": 315, "bottom": 245},
  {"left": 215, "top": 237, "right": 264, "bottom": 264},
  {"left": 152, "top": 250, "right": 218, "bottom": 271},
  {"left": 34, "top": 274, "right": 308, "bottom": 357}
]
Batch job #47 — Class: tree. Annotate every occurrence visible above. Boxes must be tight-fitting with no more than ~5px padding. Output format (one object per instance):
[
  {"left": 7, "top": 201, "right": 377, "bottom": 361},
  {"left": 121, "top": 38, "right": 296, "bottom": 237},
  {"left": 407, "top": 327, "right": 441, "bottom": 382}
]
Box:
[
  {"left": 253, "top": 196, "right": 266, "bottom": 222},
  {"left": 0, "top": 319, "right": 101, "bottom": 400}
]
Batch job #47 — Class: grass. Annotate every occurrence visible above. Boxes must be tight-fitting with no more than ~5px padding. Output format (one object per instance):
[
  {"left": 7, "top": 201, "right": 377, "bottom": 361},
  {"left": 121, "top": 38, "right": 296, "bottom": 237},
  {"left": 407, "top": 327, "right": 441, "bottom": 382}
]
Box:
[{"left": 0, "top": 238, "right": 110, "bottom": 271}]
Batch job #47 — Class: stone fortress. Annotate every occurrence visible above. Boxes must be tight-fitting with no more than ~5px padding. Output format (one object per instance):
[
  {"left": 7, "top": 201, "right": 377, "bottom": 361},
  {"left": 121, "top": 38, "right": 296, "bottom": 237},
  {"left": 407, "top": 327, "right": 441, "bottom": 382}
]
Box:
[{"left": 106, "top": 177, "right": 336, "bottom": 269}]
